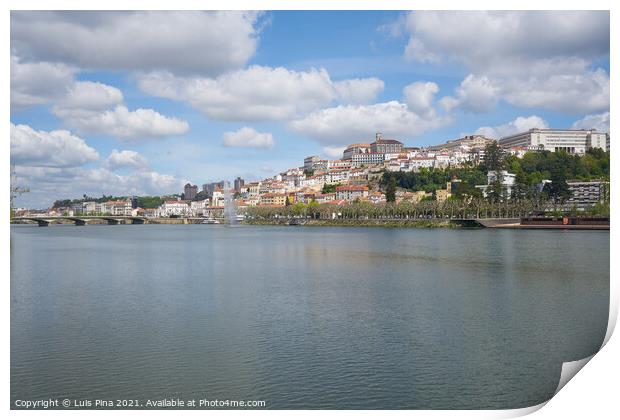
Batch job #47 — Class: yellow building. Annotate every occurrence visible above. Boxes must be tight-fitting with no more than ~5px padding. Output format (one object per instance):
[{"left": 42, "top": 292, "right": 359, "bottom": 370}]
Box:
[
  {"left": 260, "top": 193, "right": 287, "bottom": 207},
  {"left": 435, "top": 189, "right": 451, "bottom": 202}
]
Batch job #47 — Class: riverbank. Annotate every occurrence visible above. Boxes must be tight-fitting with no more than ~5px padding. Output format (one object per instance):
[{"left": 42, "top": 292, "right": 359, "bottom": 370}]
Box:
[{"left": 242, "top": 218, "right": 457, "bottom": 228}]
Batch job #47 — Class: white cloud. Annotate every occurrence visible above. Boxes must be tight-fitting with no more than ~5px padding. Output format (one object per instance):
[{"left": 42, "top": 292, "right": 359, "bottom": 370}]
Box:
[
  {"left": 404, "top": 37, "right": 441, "bottom": 63},
  {"left": 10, "top": 55, "right": 76, "bottom": 108},
  {"left": 475, "top": 115, "right": 548, "bottom": 139},
  {"left": 52, "top": 81, "right": 123, "bottom": 116},
  {"left": 502, "top": 68, "right": 609, "bottom": 114},
  {"left": 57, "top": 105, "right": 189, "bottom": 140},
  {"left": 13, "top": 165, "right": 182, "bottom": 209},
  {"left": 441, "top": 74, "right": 499, "bottom": 113},
  {"left": 49, "top": 81, "right": 189, "bottom": 140},
  {"left": 403, "top": 81, "right": 439, "bottom": 118},
  {"left": 137, "top": 66, "right": 386, "bottom": 121},
  {"left": 571, "top": 112, "right": 610, "bottom": 133},
  {"left": 10, "top": 123, "right": 99, "bottom": 167},
  {"left": 137, "top": 66, "right": 332, "bottom": 121},
  {"left": 333, "top": 78, "right": 384, "bottom": 104},
  {"left": 105, "top": 149, "right": 149, "bottom": 170},
  {"left": 401, "top": 11, "right": 609, "bottom": 70},
  {"left": 322, "top": 146, "right": 346, "bottom": 159},
  {"left": 222, "top": 127, "right": 274, "bottom": 149},
  {"left": 289, "top": 101, "right": 450, "bottom": 145},
  {"left": 11, "top": 11, "right": 262, "bottom": 76},
  {"left": 397, "top": 11, "right": 609, "bottom": 114}
]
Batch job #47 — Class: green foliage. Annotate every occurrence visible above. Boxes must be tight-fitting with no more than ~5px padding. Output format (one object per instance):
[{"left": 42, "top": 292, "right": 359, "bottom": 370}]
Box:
[
  {"left": 543, "top": 165, "right": 571, "bottom": 203},
  {"left": 321, "top": 183, "right": 341, "bottom": 194},
  {"left": 52, "top": 199, "right": 72, "bottom": 208},
  {"left": 516, "top": 149, "right": 609, "bottom": 182},
  {"left": 587, "top": 201, "right": 610, "bottom": 217},
  {"left": 381, "top": 167, "right": 486, "bottom": 194},
  {"left": 135, "top": 196, "right": 164, "bottom": 208},
  {"left": 482, "top": 141, "right": 506, "bottom": 171},
  {"left": 386, "top": 175, "right": 396, "bottom": 202},
  {"left": 380, "top": 149, "right": 609, "bottom": 205},
  {"left": 193, "top": 190, "right": 209, "bottom": 201}
]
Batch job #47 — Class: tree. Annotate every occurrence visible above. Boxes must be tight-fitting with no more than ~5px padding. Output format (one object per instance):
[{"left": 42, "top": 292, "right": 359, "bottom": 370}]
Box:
[
  {"left": 193, "top": 190, "right": 209, "bottom": 201},
  {"left": 544, "top": 166, "right": 571, "bottom": 203},
  {"left": 386, "top": 175, "right": 396, "bottom": 202},
  {"left": 510, "top": 170, "right": 530, "bottom": 201},
  {"left": 486, "top": 177, "right": 504, "bottom": 203},
  {"left": 322, "top": 183, "right": 340, "bottom": 194},
  {"left": 482, "top": 141, "right": 506, "bottom": 172}
]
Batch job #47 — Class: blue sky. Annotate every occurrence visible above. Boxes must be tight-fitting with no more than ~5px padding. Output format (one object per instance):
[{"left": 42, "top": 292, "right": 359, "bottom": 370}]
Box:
[{"left": 10, "top": 11, "right": 610, "bottom": 208}]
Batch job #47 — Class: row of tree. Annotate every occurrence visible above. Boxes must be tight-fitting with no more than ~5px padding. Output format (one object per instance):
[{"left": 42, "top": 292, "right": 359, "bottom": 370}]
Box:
[{"left": 245, "top": 197, "right": 608, "bottom": 220}]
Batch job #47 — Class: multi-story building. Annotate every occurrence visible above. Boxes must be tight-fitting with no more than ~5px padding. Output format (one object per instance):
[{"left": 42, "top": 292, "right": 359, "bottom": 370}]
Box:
[
  {"left": 499, "top": 129, "right": 608, "bottom": 154},
  {"left": 100, "top": 199, "right": 133, "bottom": 216},
  {"left": 435, "top": 189, "right": 451, "bottom": 202},
  {"left": 335, "top": 185, "right": 369, "bottom": 202},
  {"left": 246, "top": 182, "right": 262, "bottom": 199},
  {"left": 324, "top": 170, "right": 349, "bottom": 184},
  {"left": 82, "top": 201, "right": 98, "bottom": 214},
  {"left": 204, "top": 206, "right": 224, "bottom": 219},
  {"left": 211, "top": 189, "right": 224, "bottom": 207},
  {"left": 367, "top": 191, "right": 386, "bottom": 204},
  {"left": 352, "top": 152, "right": 384, "bottom": 167},
  {"left": 190, "top": 199, "right": 210, "bottom": 216},
  {"left": 158, "top": 200, "right": 190, "bottom": 217},
  {"left": 184, "top": 183, "right": 198, "bottom": 200},
  {"left": 476, "top": 171, "right": 516, "bottom": 198},
  {"left": 327, "top": 159, "right": 352, "bottom": 170},
  {"left": 428, "top": 134, "right": 494, "bottom": 152},
  {"left": 342, "top": 143, "right": 371, "bottom": 160},
  {"left": 304, "top": 155, "right": 321, "bottom": 172},
  {"left": 234, "top": 177, "right": 245, "bottom": 193},
  {"left": 408, "top": 157, "right": 435, "bottom": 171},
  {"left": 314, "top": 193, "right": 336, "bottom": 203},
  {"left": 203, "top": 181, "right": 225, "bottom": 197},
  {"left": 300, "top": 174, "right": 325, "bottom": 191},
  {"left": 260, "top": 193, "right": 287, "bottom": 206},
  {"left": 565, "top": 180, "right": 609, "bottom": 210},
  {"left": 370, "top": 133, "right": 403, "bottom": 154}
]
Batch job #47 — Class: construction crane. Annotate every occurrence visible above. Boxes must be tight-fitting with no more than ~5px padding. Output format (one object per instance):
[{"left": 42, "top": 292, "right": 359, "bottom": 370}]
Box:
[{"left": 10, "top": 165, "right": 30, "bottom": 210}]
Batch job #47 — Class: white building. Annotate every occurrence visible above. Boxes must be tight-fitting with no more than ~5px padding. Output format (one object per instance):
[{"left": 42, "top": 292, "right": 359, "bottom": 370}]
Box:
[
  {"left": 342, "top": 143, "right": 371, "bottom": 160},
  {"left": 352, "top": 153, "right": 384, "bottom": 167},
  {"left": 476, "top": 171, "right": 516, "bottom": 198},
  {"left": 82, "top": 201, "right": 98, "bottom": 214},
  {"left": 408, "top": 157, "right": 435, "bottom": 171},
  {"left": 499, "top": 128, "right": 608, "bottom": 154},
  {"left": 327, "top": 159, "right": 352, "bottom": 170},
  {"left": 211, "top": 189, "right": 225, "bottom": 207},
  {"left": 190, "top": 199, "right": 210, "bottom": 216},
  {"left": 324, "top": 170, "right": 349, "bottom": 184},
  {"left": 335, "top": 185, "right": 369, "bottom": 202},
  {"left": 158, "top": 200, "right": 190, "bottom": 217},
  {"left": 566, "top": 181, "right": 609, "bottom": 210}
]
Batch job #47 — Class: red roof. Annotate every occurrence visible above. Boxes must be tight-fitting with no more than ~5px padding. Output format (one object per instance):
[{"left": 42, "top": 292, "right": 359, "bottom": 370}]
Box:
[{"left": 336, "top": 185, "right": 369, "bottom": 192}]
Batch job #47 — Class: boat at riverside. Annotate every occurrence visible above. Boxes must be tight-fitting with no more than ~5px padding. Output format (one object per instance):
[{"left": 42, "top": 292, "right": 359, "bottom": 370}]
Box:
[{"left": 201, "top": 219, "right": 220, "bottom": 224}]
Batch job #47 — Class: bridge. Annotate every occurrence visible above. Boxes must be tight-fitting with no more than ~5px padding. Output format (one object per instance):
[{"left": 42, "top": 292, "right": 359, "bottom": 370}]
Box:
[{"left": 12, "top": 215, "right": 148, "bottom": 226}]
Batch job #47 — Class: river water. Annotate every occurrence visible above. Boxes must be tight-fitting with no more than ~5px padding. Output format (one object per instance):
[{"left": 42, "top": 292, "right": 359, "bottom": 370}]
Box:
[{"left": 10, "top": 224, "right": 609, "bottom": 409}]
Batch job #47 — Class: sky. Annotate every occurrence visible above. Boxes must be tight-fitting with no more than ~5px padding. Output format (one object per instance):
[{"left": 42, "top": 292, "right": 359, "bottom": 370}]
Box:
[{"left": 10, "top": 10, "right": 610, "bottom": 208}]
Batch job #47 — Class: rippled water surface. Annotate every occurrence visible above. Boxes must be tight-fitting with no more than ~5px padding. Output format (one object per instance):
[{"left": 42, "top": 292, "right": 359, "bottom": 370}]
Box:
[{"left": 11, "top": 224, "right": 609, "bottom": 409}]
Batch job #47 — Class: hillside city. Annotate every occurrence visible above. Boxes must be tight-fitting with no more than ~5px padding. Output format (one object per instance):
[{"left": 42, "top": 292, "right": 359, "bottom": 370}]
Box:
[{"left": 16, "top": 127, "right": 610, "bottom": 220}]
